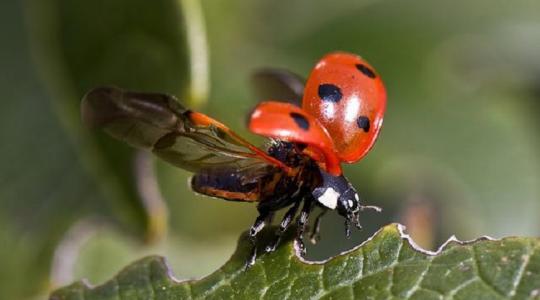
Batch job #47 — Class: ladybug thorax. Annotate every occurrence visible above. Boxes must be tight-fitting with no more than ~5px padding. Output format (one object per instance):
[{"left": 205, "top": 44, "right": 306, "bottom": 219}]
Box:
[
  {"left": 302, "top": 52, "right": 386, "bottom": 163},
  {"left": 312, "top": 170, "right": 360, "bottom": 215}
]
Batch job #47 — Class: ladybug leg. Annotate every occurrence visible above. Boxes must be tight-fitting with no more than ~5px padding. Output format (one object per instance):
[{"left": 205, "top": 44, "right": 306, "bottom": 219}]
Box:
[
  {"left": 246, "top": 210, "right": 273, "bottom": 269},
  {"left": 345, "top": 219, "right": 352, "bottom": 239},
  {"left": 309, "top": 209, "right": 327, "bottom": 244},
  {"left": 296, "top": 197, "right": 315, "bottom": 257},
  {"left": 265, "top": 200, "right": 301, "bottom": 253},
  {"left": 350, "top": 204, "right": 382, "bottom": 234}
]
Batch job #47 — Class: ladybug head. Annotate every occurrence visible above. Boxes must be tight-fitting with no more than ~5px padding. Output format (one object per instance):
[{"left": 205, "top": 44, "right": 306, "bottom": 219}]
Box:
[{"left": 312, "top": 171, "right": 361, "bottom": 228}]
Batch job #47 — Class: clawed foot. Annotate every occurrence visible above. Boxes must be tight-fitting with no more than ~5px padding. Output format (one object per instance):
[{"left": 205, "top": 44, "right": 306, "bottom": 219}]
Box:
[
  {"left": 341, "top": 204, "right": 381, "bottom": 240},
  {"left": 245, "top": 244, "right": 257, "bottom": 270},
  {"left": 265, "top": 240, "right": 278, "bottom": 253},
  {"left": 295, "top": 237, "right": 306, "bottom": 257},
  {"left": 309, "top": 231, "right": 321, "bottom": 245}
]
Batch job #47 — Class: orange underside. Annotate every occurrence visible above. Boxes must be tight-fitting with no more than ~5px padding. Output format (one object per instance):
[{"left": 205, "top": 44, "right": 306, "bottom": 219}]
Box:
[{"left": 196, "top": 187, "right": 260, "bottom": 202}]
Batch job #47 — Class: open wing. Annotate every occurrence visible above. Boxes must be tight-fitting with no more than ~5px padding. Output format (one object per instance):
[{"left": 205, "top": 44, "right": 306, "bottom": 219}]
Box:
[
  {"left": 251, "top": 68, "right": 305, "bottom": 106},
  {"left": 81, "top": 86, "right": 289, "bottom": 174},
  {"left": 249, "top": 101, "right": 342, "bottom": 176}
]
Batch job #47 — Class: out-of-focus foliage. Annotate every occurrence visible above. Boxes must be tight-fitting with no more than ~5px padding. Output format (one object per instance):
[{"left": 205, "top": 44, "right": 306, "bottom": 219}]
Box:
[
  {"left": 52, "top": 224, "right": 540, "bottom": 299},
  {"left": 1, "top": 0, "right": 539, "bottom": 299},
  {"left": 26, "top": 0, "right": 193, "bottom": 241}
]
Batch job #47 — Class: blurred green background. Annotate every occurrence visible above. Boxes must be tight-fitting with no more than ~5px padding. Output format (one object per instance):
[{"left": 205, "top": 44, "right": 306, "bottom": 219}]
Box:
[{"left": 1, "top": 0, "right": 540, "bottom": 298}]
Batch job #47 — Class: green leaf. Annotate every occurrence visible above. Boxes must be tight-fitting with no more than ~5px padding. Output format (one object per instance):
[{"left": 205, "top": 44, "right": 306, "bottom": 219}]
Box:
[{"left": 50, "top": 224, "right": 540, "bottom": 299}]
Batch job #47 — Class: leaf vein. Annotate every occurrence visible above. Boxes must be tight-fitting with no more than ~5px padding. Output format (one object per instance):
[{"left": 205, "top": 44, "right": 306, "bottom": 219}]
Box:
[
  {"left": 446, "top": 277, "right": 479, "bottom": 299},
  {"left": 389, "top": 238, "right": 404, "bottom": 296},
  {"left": 146, "top": 262, "right": 156, "bottom": 299},
  {"left": 472, "top": 245, "right": 506, "bottom": 298},
  {"left": 403, "top": 256, "right": 433, "bottom": 298},
  {"left": 113, "top": 277, "right": 121, "bottom": 300},
  {"left": 281, "top": 252, "right": 295, "bottom": 300},
  {"left": 509, "top": 244, "right": 533, "bottom": 298},
  {"left": 259, "top": 264, "right": 270, "bottom": 299}
]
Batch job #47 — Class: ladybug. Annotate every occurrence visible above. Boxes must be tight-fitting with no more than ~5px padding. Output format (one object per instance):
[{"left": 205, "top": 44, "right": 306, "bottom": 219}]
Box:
[{"left": 82, "top": 52, "right": 386, "bottom": 267}]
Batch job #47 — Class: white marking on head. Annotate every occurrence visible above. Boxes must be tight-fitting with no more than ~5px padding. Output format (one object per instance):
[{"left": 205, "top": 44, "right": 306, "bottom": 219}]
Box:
[
  {"left": 348, "top": 199, "right": 354, "bottom": 208},
  {"left": 317, "top": 187, "right": 339, "bottom": 209},
  {"left": 355, "top": 194, "right": 359, "bottom": 201}
]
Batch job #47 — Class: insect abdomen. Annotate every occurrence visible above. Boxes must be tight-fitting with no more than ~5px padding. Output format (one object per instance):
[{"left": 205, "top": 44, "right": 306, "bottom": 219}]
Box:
[{"left": 191, "top": 169, "right": 262, "bottom": 202}]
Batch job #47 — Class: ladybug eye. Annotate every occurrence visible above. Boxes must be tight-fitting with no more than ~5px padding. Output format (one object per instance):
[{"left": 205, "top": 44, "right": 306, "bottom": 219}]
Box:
[
  {"left": 289, "top": 112, "right": 310, "bottom": 131},
  {"left": 355, "top": 64, "right": 377, "bottom": 79},
  {"left": 318, "top": 84, "right": 342, "bottom": 103},
  {"left": 357, "top": 116, "right": 370, "bottom": 132}
]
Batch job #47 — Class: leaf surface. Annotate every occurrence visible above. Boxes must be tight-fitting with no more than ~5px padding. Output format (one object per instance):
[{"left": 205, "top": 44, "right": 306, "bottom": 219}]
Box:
[{"left": 51, "top": 224, "right": 540, "bottom": 299}]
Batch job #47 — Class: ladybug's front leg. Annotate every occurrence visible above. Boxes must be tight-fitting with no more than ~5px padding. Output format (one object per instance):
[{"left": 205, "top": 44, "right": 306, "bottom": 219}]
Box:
[
  {"left": 265, "top": 200, "right": 301, "bottom": 253},
  {"left": 309, "top": 209, "right": 327, "bottom": 244},
  {"left": 246, "top": 209, "right": 273, "bottom": 269},
  {"left": 296, "top": 197, "right": 315, "bottom": 257}
]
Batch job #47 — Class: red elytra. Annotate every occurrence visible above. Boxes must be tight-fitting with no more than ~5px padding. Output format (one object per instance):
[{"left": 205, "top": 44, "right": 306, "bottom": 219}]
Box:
[
  {"left": 249, "top": 101, "right": 342, "bottom": 176},
  {"left": 302, "top": 52, "right": 386, "bottom": 163},
  {"left": 249, "top": 51, "right": 386, "bottom": 174}
]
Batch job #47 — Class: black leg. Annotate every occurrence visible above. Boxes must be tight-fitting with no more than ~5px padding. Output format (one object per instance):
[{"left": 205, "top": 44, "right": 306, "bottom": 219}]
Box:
[
  {"left": 246, "top": 210, "right": 272, "bottom": 269},
  {"left": 344, "top": 219, "right": 352, "bottom": 239},
  {"left": 296, "top": 198, "right": 315, "bottom": 257},
  {"left": 309, "top": 209, "right": 327, "bottom": 244},
  {"left": 265, "top": 201, "right": 301, "bottom": 253},
  {"left": 353, "top": 212, "right": 362, "bottom": 230}
]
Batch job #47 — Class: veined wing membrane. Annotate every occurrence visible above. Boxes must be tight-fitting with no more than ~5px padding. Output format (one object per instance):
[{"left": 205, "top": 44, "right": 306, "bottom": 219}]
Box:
[
  {"left": 153, "top": 128, "right": 269, "bottom": 173},
  {"left": 81, "top": 86, "right": 286, "bottom": 173},
  {"left": 82, "top": 86, "right": 187, "bottom": 149}
]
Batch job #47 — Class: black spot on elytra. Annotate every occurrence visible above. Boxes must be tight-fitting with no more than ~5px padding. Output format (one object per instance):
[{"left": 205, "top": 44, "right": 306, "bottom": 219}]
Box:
[
  {"left": 318, "top": 84, "right": 343, "bottom": 102},
  {"left": 356, "top": 64, "right": 377, "bottom": 79},
  {"left": 290, "top": 112, "right": 310, "bottom": 131},
  {"left": 357, "top": 116, "right": 370, "bottom": 132}
]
